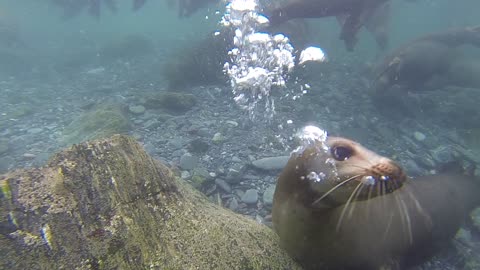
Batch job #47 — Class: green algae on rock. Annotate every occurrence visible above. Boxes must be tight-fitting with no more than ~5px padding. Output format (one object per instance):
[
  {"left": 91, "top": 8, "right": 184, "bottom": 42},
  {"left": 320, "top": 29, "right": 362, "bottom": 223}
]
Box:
[
  {"left": 0, "top": 135, "right": 301, "bottom": 269},
  {"left": 60, "top": 104, "right": 131, "bottom": 146}
]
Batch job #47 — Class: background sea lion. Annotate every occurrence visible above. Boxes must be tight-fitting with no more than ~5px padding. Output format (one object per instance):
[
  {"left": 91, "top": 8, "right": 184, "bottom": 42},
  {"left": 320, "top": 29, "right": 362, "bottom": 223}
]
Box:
[
  {"left": 373, "top": 25, "right": 480, "bottom": 93},
  {"left": 264, "top": 0, "right": 390, "bottom": 51},
  {"left": 273, "top": 134, "right": 480, "bottom": 269}
]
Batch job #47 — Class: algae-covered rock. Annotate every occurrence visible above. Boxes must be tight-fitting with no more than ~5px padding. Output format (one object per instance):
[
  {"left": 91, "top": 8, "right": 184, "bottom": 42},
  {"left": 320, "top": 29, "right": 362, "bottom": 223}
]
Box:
[
  {"left": 0, "top": 135, "right": 301, "bottom": 269},
  {"left": 61, "top": 104, "right": 130, "bottom": 146}
]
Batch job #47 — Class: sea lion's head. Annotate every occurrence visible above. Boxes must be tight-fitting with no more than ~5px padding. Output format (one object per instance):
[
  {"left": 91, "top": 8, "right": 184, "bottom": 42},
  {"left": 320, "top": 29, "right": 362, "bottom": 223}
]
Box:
[
  {"left": 372, "top": 56, "right": 402, "bottom": 94},
  {"left": 276, "top": 133, "right": 406, "bottom": 209}
]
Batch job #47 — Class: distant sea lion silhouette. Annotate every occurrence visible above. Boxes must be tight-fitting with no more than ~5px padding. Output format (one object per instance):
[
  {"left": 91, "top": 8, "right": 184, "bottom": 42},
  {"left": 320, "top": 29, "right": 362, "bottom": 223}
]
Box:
[
  {"left": 273, "top": 135, "right": 480, "bottom": 269},
  {"left": 264, "top": 0, "right": 391, "bottom": 51},
  {"left": 373, "top": 25, "right": 480, "bottom": 93}
]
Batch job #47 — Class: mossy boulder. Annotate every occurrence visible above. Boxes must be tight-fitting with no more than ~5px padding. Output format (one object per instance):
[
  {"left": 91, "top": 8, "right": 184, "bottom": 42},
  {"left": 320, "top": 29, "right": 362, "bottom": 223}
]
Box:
[
  {"left": 0, "top": 135, "right": 301, "bottom": 269},
  {"left": 61, "top": 104, "right": 130, "bottom": 146},
  {"left": 144, "top": 92, "right": 196, "bottom": 113}
]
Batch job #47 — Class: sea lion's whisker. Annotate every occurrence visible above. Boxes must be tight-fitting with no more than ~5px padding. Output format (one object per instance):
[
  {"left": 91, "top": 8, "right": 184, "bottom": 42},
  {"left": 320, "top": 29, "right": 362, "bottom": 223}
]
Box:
[
  {"left": 379, "top": 180, "right": 386, "bottom": 207},
  {"left": 405, "top": 184, "right": 432, "bottom": 228},
  {"left": 382, "top": 212, "right": 394, "bottom": 242},
  {"left": 367, "top": 183, "right": 374, "bottom": 201},
  {"left": 336, "top": 181, "right": 364, "bottom": 232},
  {"left": 398, "top": 197, "right": 413, "bottom": 244},
  {"left": 365, "top": 185, "right": 374, "bottom": 218},
  {"left": 348, "top": 183, "right": 365, "bottom": 218},
  {"left": 311, "top": 175, "right": 361, "bottom": 206},
  {"left": 392, "top": 193, "right": 407, "bottom": 240}
]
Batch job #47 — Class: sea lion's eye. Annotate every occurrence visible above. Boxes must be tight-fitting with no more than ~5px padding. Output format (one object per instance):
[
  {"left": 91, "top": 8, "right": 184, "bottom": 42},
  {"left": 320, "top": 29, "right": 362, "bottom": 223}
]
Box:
[{"left": 331, "top": 146, "right": 353, "bottom": 161}]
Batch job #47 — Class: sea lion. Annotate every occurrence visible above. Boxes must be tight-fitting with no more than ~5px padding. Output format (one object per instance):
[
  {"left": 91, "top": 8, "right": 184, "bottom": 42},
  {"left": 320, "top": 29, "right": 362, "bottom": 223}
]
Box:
[
  {"left": 373, "top": 25, "right": 480, "bottom": 93},
  {"left": 52, "top": 0, "right": 118, "bottom": 18},
  {"left": 263, "top": 0, "right": 391, "bottom": 51},
  {"left": 273, "top": 133, "right": 480, "bottom": 269},
  {"left": 176, "top": 0, "right": 218, "bottom": 17}
]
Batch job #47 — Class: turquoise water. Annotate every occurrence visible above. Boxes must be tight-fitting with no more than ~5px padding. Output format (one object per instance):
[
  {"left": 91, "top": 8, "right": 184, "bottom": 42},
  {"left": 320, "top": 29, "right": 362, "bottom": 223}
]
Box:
[{"left": 1, "top": 0, "right": 480, "bottom": 269}]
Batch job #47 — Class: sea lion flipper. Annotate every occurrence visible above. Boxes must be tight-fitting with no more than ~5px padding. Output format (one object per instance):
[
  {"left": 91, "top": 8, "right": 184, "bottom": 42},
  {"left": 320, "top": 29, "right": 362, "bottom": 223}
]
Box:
[
  {"left": 365, "top": 2, "right": 391, "bottom": 50},
  {"left": 339, "top": 8, "right": 369, "bottom": 51}
]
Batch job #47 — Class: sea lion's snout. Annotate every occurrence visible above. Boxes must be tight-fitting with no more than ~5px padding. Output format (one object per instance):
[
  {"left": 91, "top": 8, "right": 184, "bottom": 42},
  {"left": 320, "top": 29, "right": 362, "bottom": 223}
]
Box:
[{"left": 362, "top": 159, "right": 407, "bottom": 194}]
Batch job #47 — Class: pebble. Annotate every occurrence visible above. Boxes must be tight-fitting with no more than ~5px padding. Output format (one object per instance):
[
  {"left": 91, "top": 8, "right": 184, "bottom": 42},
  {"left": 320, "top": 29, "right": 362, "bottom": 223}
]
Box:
[
  {"left": 22, "top": 153, "right": 36, "bottom": 160},
  {"left": 129, "top": 105, "right": 146, "bottom": 114},
  {"left": 225, "top": 167, "right": 242, "bottom": 184},
  {"left": 226, "top": 120, "right": 238, "bottom": 127},
  {"left": 241, "top": 189, "right": 258, "bottom": 204},
  {"left": 215, "top": 178, "right": 232, "bottom": 193},
  {"left": 414, "top": 131, "right": 426, "bottom": 141},
  {"left": 251, "top": 156, "right": 289, "bottom": 171},
  {"left": 181, "top": 171, "right": 191, "bottom": 179},
  {"left": 212, "top": 132, "right": 225, "bottom": 143},
  {"left": 27, "top": 128, "right": 43, "bottom": 134},
  {"left": 231, "top": 156, "right": 242, "bottom": 163},
  {"left": 228, "top": 197, "right": 239, "bottom": 211},
  {"left": 168, "top": 138, "right": 186, "bottom": 149},
  {"left": 262, "top": 184, "right": 276, "bottom": 206},
  {"left": 179, "top": 153, "right": 198, "bottom": 170}
]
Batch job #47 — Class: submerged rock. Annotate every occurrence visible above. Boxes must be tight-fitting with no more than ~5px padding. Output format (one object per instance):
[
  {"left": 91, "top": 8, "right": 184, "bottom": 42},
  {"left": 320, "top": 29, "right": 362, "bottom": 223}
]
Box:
[
  {"left": 252, "top": 156, "right": 290, "bottom": 171},
  {"left": 0, "top": 135, "right": 300, "bottom": 269},
  {"left": 60, "top": 104, "right": 130, "bottom": 146}
]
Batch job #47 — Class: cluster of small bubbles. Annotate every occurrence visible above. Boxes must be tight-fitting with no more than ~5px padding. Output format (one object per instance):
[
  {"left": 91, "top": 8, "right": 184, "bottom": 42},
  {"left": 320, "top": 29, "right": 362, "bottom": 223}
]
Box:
[
  {"left": 274, "top": 119, "right": 298, "bottom": 151},
  {"left": 325, "top": 158, "right": 334, "bottom": 165},
  {"left": 221, "top": 0, "right": 295, "bottom": 119},
  {"left": 297, "top": 125, "right": 329, "bottom": 149},
  {"left": 306, "top": 171, "right": 326, "bottom": 183}
]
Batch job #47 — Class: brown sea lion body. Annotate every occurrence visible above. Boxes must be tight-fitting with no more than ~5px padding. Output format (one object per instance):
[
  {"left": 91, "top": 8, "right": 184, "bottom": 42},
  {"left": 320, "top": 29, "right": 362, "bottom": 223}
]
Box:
[
  {"left": 273, "top": 136, "right": 480, "bottom": 269},
  {"left": 373, "top": 26, "right": 480, "bottom": 93},
  {"left": 264, "top": 0, "right": 390, "bottom": 51}
]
